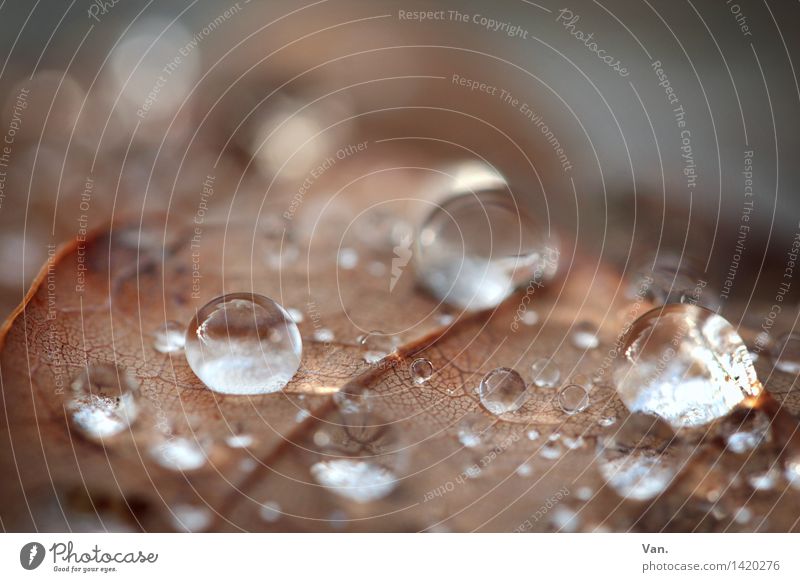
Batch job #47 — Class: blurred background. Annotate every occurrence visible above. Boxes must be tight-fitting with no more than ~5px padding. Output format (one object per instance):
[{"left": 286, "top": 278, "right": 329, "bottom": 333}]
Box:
[{"left": 1, "top": 0, "right": 799, "bottom": 319}]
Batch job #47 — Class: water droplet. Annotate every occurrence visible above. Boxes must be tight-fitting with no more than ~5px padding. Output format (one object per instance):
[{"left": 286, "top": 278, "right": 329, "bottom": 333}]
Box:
[
  {"left": 150, "top": 437, "right": 207, "bottom": 471},
  {"left": 521, "top": 310, "right": 540, "bottom": 326},
  {"left": 410, "top": 358, "right": 434, "bottom": 384},
  {"left": 551, "top": 506, "right": 580, "bottom": 532},
  {"left": 313, "top": 328, "right": 335, "bottom": 343},
  {"left": 338, "top": 247, "right": 359, "bottom": 270},
  {"left": 530, "top": 358, "right": 560, "bottom": 388},
  {"left": 516, "top": 463, "right": 533, "bottom": 477},
  {"left": 66, "top": 364, "right": 139, "bottom": 440},
  {"left": 357, "top": 330, "right": 397, "bottom": 359},
  {"left": 526, "top": 429, "right": 540, "bottom": 441},
  {"left": 478, "top": 367, "right": 529, "bottom": 415},
  {"left": 170, "top": 504, "right": 212, "bottom": 532},
  {"left": 184, "top": 293, "right": 302, "bottom": 395},
  {"left": 457, "top": 413, "right": 490, "bottom": 448},
  {"left": 571, "top": 321, "right": 599, "bottom": 350},
  {"left": 597, "top": 413, "right": 687, "bottom": 501},
  {"left": 310, "top": 409, "right": 407, "bottom": 504},
  {"left": 771, "top": 333, "right": 800, "bottom": 374},
  {"left": 259, "top": 501, "right": 282, "bottom": 523},
  {"left": 733, "top": 506, "right": 752, "bottom": 524},
  {"left": 575, "top": 486, "right": 594, "bottom": 501},
  {"left": 613, "top": 304, "right": 761, "bottom": 428},
  {"left": 748, "top": 468, "right": 779, "bottom": 491},
  {"left": 598, "top": 416, "right": 617, "bottom": 427},
  {"left": 415, "top": 190, "right": 558, "bottom": 311},
  {"left": 539, "top": 442, "right": 563, "bottom": 460},
  {"left": 563, "top": 435, "right": 586, "bottom": 450},
  {"left": 295, "top": 409, "right": 310, "bottom": 423},
  {"left": 717, "top": 409, "right": 770, "bottom": 454},
  {"left": 225, "top": 434, "right": 254, "bottom": 448},
  {"left": 152, "top": 320, "right": 186, "bottom": 353},
  {"left": 784, "top": 455, "right": 800, "bottom": 489},
  {"left": 464, "top": 464, "right": 482, "bottom": 479},
  {"left": 437, "top": 313, "right": 455, "bottom": 326},
  {"left": 558, "top": 384, "right": 590, "bottom": 415}
]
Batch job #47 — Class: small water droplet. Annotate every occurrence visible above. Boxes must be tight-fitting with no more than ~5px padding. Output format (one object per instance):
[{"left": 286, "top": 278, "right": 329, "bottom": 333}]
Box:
[
  {"left": 598, "top": 415, "right": 617, "bottom": 427},
  {"left": 718, "top": 410, "right": 770, "bottom": 454},
  {"left": 464, "top": 464, "right": 482, "bottom": 479},
  {"left": 550, "top": 505, "right": 580, "bottom": 532},
  {"left": 313, "top": 328, "right": 335, "bottom": 343},
  {"left": 152, "top": 320, "right": 186, "bottom": 353},
  {"left": 521, "top": 310, "right": 539, "bottom": 326},
  {"left": 558, "top": 384, "right": 590, "bottom": 415},
  {"left": 170, "top": 504, "right": 212, "bottom": 532},
  {"left": 563, "top": 435, "right": 586, "bottom": 450},
  {"left": 66, "top": 364, "right": 139, "bottom": 440},
  {"left": 597, "top": 413, "right": 687, "bottom": 501},
  {"left": 748, "top": 468, "right": 779, "bottom": 491},
  {"left": 338, "top": 247, "right": 359, "bottom": 270},
  {"left": 437, "top": 313, "right": 455, "bottom": 326},
  {"left": 259, "top": 501, "right": 282, "bottom": 523},
  {"left": 771, "top": 333, "right": 800, "bottom": 374},
  {"left": 225, "top": 434, "right": 253, "bottom": 448},
  {"left": 311, "top": 459, "right": 397, "bottom": 503},
  {"left": 575, "top": 486, "right": 594, "bottom": 501},
  {"left": 539, "top": 442, "right": 563, "bottom": 459},
  {"left": 415, "top": 190, "right": 558, "bottom": 311},
  {"left": 526, "top": 429, "right": 540, "bottom": 441},
  {"left": 530, "top": 358, "right": 560, "bottom": 389},
  {"left": 357, "top": 330, "right": 397, "bottom": 358},
  {"left": 613, "top": 304, "right": 761, "bottom": 428},
  {"left": 478, "top": 367, "right": 529, "bottom": 415},
  {"left": 516, "top": 463, "right": 533, "bottom": 477},
  {"left": 784, "top": 455, "right": 800, "bottom": 489},
  {"left": 150, "top": 437, "right": 207, "bottom": 471},
  {"left": 295, "top": 409, "right": 311, "bottom": 423},
  {"left": 184, "top": 293, "right": 302, "bottom": 395},
  {"left": 410, "top": 358, "right": 434, "bottom": 384},
  {"left": 571, "top": 321, "right": 599, "bottom": 350},
  {"left": 631, "top": 254, "right": 718, "bottom": 310},
  {"left": 457, "top": 413, "right": 490, "bottom": 448}
]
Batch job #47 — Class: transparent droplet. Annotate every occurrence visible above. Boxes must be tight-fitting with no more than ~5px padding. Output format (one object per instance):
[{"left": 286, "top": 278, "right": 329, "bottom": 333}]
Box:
[
  {"left": 516, "top": 463, "right": 533, "bottom": 477},
  {"left": 66, "top": 364, "right": 139, "bottom": 440},
  {"left": 598, "top": 416, "right": 617, "bottom": 427},
  {"left": 558, "top": 384, "right": 590, "bottom": 415},
  {"left": 184, "top": 293, "right": 302, "bottom": 395},
  {"left": 310, "top": 409, "right": 407, "bottom": 504},
  {"left": 457, "top": 413, "right": 490, "bottom": 449},
  {"left": 526, "top": 429, "right": 541, "bottom": 441},
  {"left": 597, "top": 413, "right": 688, "bottom": 501},
  {"left": 571, "top": 321, "right": 599, "bottom": 350},
  {"left": 551, "top": 505, "right": 580, "bottom": 532},
  {"left": 613, "top": 304, "right": 762, "bottom": 428},
  {"left": 733, "top": 506, "right": 752, "bottom": 524},
  {"left": 409, "top": 358, "right": 434, "bottom": 384},
  {"left": 152, "top": 320, "right": 186, "bottom": 353},
  {"left": 415, "top": 190, "right": 558, "bottom": 311},
  {"left": 225, "top": 434, "right": 254, "bottom": 448},
  {"left": 575, "top": 486, "right": 594, "bottom": 501},
  {"left": 530, "top": 358, "right": 560, "bottom": 389},
  {"left": 771, "top": 333, "right": 800, "bottom": 375},
  {"left": 259, "top": 501, "right": 282, "bottom": 523},
  {"left": 150, "top": 437, "right": 207, "bottom": 471},
  {"left": 357, "top": 330, "right": 398, "bottom": 361},
  {"left": 313, "top": 328, "right": 335, "bottom": 343},
  {"left": 478, "top": 367, "right": 529, "bottom": 415},
  {"left": 170, "top": 504, "right": 212, "bottom": 532}
]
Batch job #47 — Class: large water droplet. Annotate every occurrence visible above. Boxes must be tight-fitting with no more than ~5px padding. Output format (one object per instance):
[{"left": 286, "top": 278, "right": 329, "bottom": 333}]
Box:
[
  {"left": 152, "top": 321, "right": 186, "bottom": 353},
  {"left": 557, "top": 383, "right": 590, "bottom": 415},
  {"left": 409, "top": 357, "right": 434, "bottom": 384},
  {"left": 478, "top": 367, "right": 529, "bottom": 415},
  {"left": 530, "top": 358, "right": 560, "bottom": 388},
  {"left": 184, "top": 293, "right": 302, "bottom": 395},
  {"left": 613, "top": 304, "right": 761, "bottom": 428},
  {"left": 66, "top": 364, "right": 139, "bottom": 440},
  {"left": 415, "top": 190, "right": 557, "bottom": 311},
  {"left": 597, "top": 413, "right": 688, "bottom": 500}
]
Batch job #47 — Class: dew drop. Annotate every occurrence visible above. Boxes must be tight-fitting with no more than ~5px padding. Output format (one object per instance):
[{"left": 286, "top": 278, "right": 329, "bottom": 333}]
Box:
[
  {"left": 575, "top": 486, "right": 594, "bottom": 501},
  {"left": 152, "top": 320, "right": 186, "bottom": 353},
  {"left": 457, "top": 413, "right": 490, "bottom": 448},
  {"left": 613, "top": 304, "right": 761, "bottom": 428},
  {"left": 521, "top": 310, "right": 540, "bottom": 326},
  {"left": 150, "top": 437, "right": 207, "bottom": 471},
  {"left": 597, "top": 413, "right": 687, "bottom": 501},
  {"left": 311, "top": 459, "right": 398, "bottom": 504},
  {"left": 415, "top": 190, "right": 558, "bottom": 311},
  {"left": 357, "top": 330, "right": 397, "bottom": 360},
  {"left": 733, "top": 506, "right": 752, "bottom": 524},
  {"left": 571, "top": 321, "right": 599, "bottom": 350},
  {"left": 771, "top": 333, "right": 800, "bottom": 375},
  {"left": 409, "top": 358, "right": 434, "bottom": 384},
  {"left": 170, "top": 504, "right": 212, "bottom": 532},
  {"left": 516, "top": 463, "right": 533, "bottom": 477},
  {"left": 259, "top": 501, "right": 282, "bottom": 523},
  {"left": 551, "top": 506, "right": 580, "bottom": 532},
  {"left": 748, "top": 468, "right": 779, "bottom": 491},
  {"left": 530, "top": 358, "right": 560, "bottom": 389},
  {"left": 225, "top": 434, "right": 254, "bottom": 448},
  {"left": 184, "top": 293, "right": 302, "bottom": 395},
  {"left": 598, "top": 415, "right": 617, "bottom": 427},
  {"left": 557, "top": 384, "right": 590, "bottom": 415},
  {"left": 526, "top": 429, "right": 540, "bottom": 441},
  {"left": 66, "top": 364, "right": 139, "bottom": 440},
  {"left": 478, "top": 367, "right": 529, "bottom": 415},
  {"left": 539, "top": 442, "right": 563, "bottom": 460},
  {"left": 784, "top": 455, "right": 800, "bottom": 489},
  {"left": 313, "top": 328, "right": 335, "bottom": 343},
  {"left": 337, "top": 247, "right": 359, "bottom": 270},
  {"left": 717, "top": 409, "right": 770, "bottom": 454}
]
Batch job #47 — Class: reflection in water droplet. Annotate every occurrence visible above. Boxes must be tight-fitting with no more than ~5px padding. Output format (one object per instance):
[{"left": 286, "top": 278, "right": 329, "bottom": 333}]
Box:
[
  {"left": 531, "top": 358, "right": 560, "bottom": 389},
  {"left": 478, "top": 368, "right": 529, "bottom": 415},
  {"left": 170, "top": 504, "right": 212, "bottom": 532},
  {"left": 153, "top": 321, "right": 186, "bottom": 353},
  {"left": 410, "top": 358, "right": 434, "bottom": 384},
  {"left": 415, "top": 190, "right": 558, "bottom": 311},
  {"left": 571, "top": 321, "right": 599, "bottom": 350},
  {"left": 259, "top": 501, "right": 282, "bottom": 523},
  {"left": 558, "top": 384, "right": 590, "bottom": 415},
  {"left": 67, "top": 364, "right": 139, "bottom": 440},
  {"left": 771, "top": 333, "right": 800, "bottom": 374},
  {"left": 613, "top": 305, "right": 761, "bottom": 428},
  {"left": 184, "top": 293, "right": 302, "bottom": 395},
  {"left": 597, "top": 413, "right": 687, "bottom": 501},
  {"left": 150, "top": 437, "right": 207, "bottom": 471}
]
